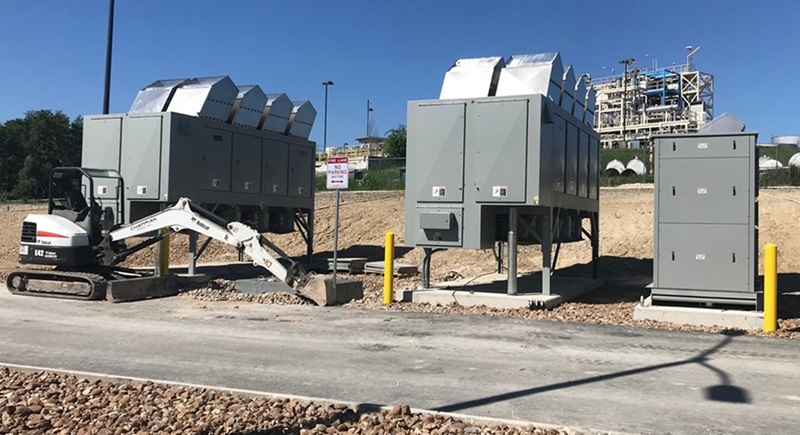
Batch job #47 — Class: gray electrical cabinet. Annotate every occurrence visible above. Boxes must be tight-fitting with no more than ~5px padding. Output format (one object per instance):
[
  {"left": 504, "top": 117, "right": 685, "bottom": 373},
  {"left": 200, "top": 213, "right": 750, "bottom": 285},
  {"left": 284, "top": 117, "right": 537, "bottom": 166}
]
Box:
[
  {"left": 650, "top": 132, "right": 759, "bottom": 307},
  {"left": 81, "top": 76, "right": 317, "bottom": 251},
  {"left": 405, "top": 94, "right": 600, "bottom": 250},
  {"left": 404, "top": 52, "right": 601, "bottom": 294}
]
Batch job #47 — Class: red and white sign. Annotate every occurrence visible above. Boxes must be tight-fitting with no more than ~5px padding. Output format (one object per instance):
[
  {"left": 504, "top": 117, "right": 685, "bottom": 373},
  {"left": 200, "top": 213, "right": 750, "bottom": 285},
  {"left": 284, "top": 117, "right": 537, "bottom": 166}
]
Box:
[{"left": 326, "top": 156, "right": 349, "bottom": 189}]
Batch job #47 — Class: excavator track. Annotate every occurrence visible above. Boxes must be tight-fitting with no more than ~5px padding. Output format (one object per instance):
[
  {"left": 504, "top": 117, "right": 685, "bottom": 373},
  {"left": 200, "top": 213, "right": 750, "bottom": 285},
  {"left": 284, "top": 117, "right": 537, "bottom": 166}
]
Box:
[{"left": 5, "top": 270, "right": 107, "bottom": 301}]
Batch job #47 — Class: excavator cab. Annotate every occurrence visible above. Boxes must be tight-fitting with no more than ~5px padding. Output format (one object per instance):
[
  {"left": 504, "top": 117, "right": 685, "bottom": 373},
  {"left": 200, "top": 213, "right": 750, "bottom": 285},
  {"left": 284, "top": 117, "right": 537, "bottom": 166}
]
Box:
[{"left": 48, "top": 167, "right": 125, "bottom": 246}]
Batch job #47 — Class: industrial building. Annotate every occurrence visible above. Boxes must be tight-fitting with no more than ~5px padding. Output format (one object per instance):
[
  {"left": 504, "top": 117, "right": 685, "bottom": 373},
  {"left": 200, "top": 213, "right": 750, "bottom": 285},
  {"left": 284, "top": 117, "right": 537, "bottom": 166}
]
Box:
[{"left": 591, "top": 47, "right": 714, "bottom": 149}]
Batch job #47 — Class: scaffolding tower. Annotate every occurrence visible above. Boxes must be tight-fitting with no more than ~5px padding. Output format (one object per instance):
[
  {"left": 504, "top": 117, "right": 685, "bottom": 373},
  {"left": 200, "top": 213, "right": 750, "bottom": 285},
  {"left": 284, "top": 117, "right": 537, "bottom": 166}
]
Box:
[{"left": 591, "top": 52, "right": 714, "bottom": 149}]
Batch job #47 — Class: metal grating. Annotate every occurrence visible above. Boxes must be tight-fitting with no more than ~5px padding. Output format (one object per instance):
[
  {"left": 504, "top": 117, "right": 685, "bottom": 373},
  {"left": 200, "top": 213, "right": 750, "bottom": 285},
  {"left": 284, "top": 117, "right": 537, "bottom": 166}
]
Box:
[{"left": 21, "top": 222, "right": 36, "bottom": 243}]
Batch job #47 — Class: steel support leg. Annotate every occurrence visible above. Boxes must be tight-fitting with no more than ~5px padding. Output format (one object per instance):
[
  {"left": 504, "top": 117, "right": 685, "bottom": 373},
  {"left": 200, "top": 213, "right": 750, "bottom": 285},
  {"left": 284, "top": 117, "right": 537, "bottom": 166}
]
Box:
[
  {"left": 188, "top": 231, "right": 198, "bottom": 276},
  {"left": 508, "top": 207, "right": 518, "bottom": 296},
  {"left": 307, "top": 208, "right": 314, "bottom": 265},
  {"left": 496, "top": 241, "right": 504, "bottom": 274},
  {"left": 422, "top": 248, "right": 433, "bottom": 288},
  {"left": 591, "top": 211, "right": 599, "bottom": 280},
  {"left": 542, "top": 209, "right": 553, "bottom": 296}
]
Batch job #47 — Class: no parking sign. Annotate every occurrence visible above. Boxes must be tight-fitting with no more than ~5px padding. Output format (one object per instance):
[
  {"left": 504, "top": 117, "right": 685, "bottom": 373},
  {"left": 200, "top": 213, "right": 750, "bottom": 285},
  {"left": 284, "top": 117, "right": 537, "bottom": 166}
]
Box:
[{"left": 326, "top": 156, "right": 349, "bottom": 189}]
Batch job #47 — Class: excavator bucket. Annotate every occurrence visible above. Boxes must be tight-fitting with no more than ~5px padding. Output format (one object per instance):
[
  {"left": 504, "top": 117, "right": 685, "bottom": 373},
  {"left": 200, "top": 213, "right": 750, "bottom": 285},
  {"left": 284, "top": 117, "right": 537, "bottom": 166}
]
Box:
[{"left": 294, "top": 274, "right": 335, "bottom": 306}]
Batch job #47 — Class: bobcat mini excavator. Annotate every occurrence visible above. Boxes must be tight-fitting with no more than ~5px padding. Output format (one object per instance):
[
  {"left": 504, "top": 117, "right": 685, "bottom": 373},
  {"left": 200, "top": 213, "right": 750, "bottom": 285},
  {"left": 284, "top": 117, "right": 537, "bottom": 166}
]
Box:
[{"left": 5, "top": 167, "right": 332, "bottom": 304}]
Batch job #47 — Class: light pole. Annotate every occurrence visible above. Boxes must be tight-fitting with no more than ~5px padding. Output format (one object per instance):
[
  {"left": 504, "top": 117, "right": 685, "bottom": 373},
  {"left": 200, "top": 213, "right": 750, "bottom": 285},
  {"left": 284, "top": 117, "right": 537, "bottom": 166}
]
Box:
[
  {"left": 103, "top": 0, "right": 115, "bottom": 114},
  {"left": 619, "top": 58, "right": 635, "bottom": 148},
  {"left": 322, "top": 81, "right": 333, "bottom": 153},
  {"left": 366, "top": 99, "right": 373, "bottom": 138}
]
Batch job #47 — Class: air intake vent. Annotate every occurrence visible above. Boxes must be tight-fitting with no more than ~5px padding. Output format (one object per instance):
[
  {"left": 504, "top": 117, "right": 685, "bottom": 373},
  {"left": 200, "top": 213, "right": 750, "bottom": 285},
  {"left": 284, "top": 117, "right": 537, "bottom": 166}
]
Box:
[{"left": 21, "top": 222, "right": 37, "bottom": 243}]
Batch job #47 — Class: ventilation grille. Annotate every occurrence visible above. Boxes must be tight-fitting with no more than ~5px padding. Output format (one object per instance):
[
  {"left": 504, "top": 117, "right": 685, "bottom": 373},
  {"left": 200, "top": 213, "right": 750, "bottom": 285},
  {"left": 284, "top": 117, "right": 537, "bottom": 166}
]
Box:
[{"left": 21, "top": 222, "right": 37, "bottom": 243}]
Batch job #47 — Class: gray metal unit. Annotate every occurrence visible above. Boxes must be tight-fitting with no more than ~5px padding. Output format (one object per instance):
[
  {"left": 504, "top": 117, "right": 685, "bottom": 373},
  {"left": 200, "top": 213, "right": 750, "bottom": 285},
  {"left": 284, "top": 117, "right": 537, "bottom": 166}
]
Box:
[
  {"left": 651, "top": 132, "right": 759, "bottom": 306},
  {"left": 166, "top": 76, "right": 238, "bottom": 122},
  {"left": 129, "top": 78, "right": 196, "bottom": 114},
  {"left": 406, "top": 52, "right": 600, "bottom": 297},
  {"left": 285, "top": 101, "right": 317, "bottom": 139},
  {"left": 496, "top": 52, "right": 564, "bottom": 102},
  {"left": 439, "top": 56, "right": 505, "bottom": 99},
  {"left": 411, "top": 207, "right": 463, "bottom": 248},
  {"left": 405, "top": 93, "right": 600, "bottom": 250},
  {"left": 260, "top": 93, "right": 293, "bottom": 134},
  {"left": 82, "top": 111, "right": 315, "bottom": 232},
  {"left": 228, "top": 85, "right": 268, "bottom": 128}
]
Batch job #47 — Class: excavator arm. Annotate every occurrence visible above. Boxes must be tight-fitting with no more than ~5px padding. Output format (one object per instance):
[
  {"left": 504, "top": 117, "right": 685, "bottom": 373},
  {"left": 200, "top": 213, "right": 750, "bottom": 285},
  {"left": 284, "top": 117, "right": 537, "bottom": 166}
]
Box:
[{"left": 99, "top": 198, "right": 331, "bottom": 304}]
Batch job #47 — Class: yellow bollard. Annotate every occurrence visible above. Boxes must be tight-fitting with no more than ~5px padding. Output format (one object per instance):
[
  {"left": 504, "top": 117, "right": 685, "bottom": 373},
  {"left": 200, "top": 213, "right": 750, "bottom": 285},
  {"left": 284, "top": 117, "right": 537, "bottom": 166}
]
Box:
[
  {"left": 384, "top": 232, "right": 395, "bottom": 305},
  {"left": 764, "top": 243, "right": 778, "bottom": 332},
  {"left": 158, "top": 228, "right": 170, "bottom": 277}
]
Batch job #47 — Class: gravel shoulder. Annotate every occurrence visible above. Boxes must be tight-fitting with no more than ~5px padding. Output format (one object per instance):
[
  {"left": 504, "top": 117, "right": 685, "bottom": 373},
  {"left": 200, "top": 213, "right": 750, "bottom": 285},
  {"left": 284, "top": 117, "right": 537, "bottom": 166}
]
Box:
[{"left": 0, "top": 366, "right": 584, "bottom": 435}]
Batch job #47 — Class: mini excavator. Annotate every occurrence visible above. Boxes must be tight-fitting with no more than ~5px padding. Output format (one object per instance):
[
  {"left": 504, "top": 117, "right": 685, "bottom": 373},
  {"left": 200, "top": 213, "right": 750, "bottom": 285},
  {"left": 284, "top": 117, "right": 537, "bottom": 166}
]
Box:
[{"left": 5, "top": 167, "right": 331, "bottom": 304}]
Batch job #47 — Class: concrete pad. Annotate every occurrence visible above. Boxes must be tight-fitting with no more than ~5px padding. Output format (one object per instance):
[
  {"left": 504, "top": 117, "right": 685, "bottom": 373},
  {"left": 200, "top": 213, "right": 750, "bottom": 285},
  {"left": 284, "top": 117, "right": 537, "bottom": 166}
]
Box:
[
  {"left": 411, "top": 273, "right": 602, "bottom": 309},
  {"left": 107, "top": 276, "right": 176, "bottom": 303},
  {"left": 175, "top": 273, "right": 209, "bottom": 285},
  {"left": 633, "top": 297, "right": 765, "bottom": 330},
  {"left": 333, "top": 279, "right": 364, "bottom": 304},
  {"left": 364, "top": 261, "right": 418, "bottom": 276},
  {"left": 235, "top": 278, "right": 295, "bottom": 295}
]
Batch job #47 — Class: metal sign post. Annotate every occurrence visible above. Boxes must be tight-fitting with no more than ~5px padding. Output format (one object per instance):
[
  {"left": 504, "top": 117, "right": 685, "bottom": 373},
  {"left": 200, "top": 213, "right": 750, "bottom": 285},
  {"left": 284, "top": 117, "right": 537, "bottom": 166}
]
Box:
[{"left": 326, "top": 156, "right": 349, "bottom": 289}]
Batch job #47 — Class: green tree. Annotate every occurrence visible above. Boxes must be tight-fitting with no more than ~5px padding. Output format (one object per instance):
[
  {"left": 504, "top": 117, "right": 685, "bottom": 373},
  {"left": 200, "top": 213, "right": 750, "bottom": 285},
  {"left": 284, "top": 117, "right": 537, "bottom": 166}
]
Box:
[
  {"left": 382, "top": 124, "right": 407, "bottom": 158},
  {"left": 0, "top": 110, "right": 83, "bottom": 200}
]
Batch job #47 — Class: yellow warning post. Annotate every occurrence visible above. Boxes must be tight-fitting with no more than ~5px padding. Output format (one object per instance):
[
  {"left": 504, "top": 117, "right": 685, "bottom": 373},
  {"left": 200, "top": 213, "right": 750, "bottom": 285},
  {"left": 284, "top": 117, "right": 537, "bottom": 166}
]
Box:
[
  {"left": 764, "top": 243, "right": 777, "bottom": 332},
  {"left": 384, "top": 232, "right": 395, "bottom": 305}
]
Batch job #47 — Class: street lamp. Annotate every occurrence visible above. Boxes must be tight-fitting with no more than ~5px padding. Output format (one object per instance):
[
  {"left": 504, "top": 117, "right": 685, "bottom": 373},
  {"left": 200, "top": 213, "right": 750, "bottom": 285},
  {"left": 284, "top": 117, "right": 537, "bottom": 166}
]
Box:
[
  {"left": 366, "top": 99, "right": 374, "bottom": 138},
  {"left": 103, "top": 0, "right": 115, "bottom": 114},
  {"left": 618, "top": 58, "right": 635, "bottom": 148},
  {"left": 322, "top": 81, "right": 333, "bottom": 152}
]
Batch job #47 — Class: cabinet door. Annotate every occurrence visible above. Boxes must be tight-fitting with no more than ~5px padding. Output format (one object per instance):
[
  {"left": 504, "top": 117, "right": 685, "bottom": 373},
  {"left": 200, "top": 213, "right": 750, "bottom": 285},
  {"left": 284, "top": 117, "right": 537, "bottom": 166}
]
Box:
[
  {"left": 122, "top": 116, "right": 162, "bottom": 199},
  {"left": 262, "top": 139, "right": 289, "bottom": 196},
  {"left": 658, "top": 158, "right": 751, "bottom": 224},
  {"left": 198, "top": 128, "right": 232, "bottom": 192},
  {"left": 408, "top": 103, "right": 466, "bottom": 203},
  {"left": 578, "top": 130, "right": 589, "bottom": 198},
  {"left": 468, "top": 99, "right": 528, "bottom": 203},
  {"left": 565, "top": 123, "right": 578, "bottom": 195},
  {"left": 232, "top": 133, "right": 262, "bottom": 194},
  {"left": 659, "top": 136, "right": 752, "bottom": 159},
  {"left": 551, "top": 115, "right": 566, "bottom": 193},
  {"left": 288, "top": 144, "right": 313, "bottom": 198},
  {"left": 588, "top": 136, "right": 599, "bottom": 199},
  {"left": 657, "top": 223, "right": 750, "bottom": 292}
]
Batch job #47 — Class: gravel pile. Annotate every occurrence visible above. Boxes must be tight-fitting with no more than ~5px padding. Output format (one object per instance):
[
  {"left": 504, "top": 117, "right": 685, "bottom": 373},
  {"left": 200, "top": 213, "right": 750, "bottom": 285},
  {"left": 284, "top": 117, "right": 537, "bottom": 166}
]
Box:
[
  {"left": 0, "top": 366, "right": 581, "bottom": 435},
  {"left": 179, "top": 279, "right": 311, "bottom": 306}
]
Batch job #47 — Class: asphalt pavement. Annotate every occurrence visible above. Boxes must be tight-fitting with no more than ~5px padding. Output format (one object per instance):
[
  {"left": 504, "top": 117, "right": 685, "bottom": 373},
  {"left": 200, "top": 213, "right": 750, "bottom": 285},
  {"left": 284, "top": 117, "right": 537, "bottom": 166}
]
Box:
[{"left": 0, "top": 290, "right": 798, "bottom": 435}]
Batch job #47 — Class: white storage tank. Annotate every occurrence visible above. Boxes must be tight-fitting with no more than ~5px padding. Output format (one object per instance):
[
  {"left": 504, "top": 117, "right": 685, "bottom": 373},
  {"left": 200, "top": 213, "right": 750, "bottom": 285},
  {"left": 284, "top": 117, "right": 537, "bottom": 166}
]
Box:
[
  {"left": 788, "top": 152, "right": 800, "bottom": 167},
  {"left": 605, "top": 159, "right": 625, "bottom": 176},
  {"left": 622, "top": 157, "right": 647, "bottom": 176},
  {"left": 759, "top": 157, "right": 783, "bottom": 171}
]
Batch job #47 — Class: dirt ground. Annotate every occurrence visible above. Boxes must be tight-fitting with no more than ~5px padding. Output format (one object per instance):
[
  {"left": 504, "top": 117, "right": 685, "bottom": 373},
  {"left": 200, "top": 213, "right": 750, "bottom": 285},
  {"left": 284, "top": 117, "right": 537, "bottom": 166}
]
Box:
[{"left": 2, "top": 188, "right": 800, "bottom": 337}]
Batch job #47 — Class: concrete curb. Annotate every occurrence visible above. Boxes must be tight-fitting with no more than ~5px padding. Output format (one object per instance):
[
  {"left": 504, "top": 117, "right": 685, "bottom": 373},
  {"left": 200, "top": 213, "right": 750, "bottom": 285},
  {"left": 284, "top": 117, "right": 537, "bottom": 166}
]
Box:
[{"left": 1, "top": 362, "right": 634, "bottom": 435}]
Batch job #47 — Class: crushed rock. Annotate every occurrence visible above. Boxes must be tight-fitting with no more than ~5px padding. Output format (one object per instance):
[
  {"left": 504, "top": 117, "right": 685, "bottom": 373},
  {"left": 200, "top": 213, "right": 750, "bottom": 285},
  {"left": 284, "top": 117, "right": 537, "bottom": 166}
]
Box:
[
  {"left": 0, "top": 366, "right": 582, "bottom": 435},
  {"left": 179, "top": 279, "right": 311, "bottom": 306}
]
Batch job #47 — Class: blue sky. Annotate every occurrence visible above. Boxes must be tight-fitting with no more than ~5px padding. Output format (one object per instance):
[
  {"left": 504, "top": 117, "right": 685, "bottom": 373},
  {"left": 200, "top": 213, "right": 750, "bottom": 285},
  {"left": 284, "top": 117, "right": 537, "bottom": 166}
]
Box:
[{"left": 1, "top": 0, "right": 797, "bottom": 148}]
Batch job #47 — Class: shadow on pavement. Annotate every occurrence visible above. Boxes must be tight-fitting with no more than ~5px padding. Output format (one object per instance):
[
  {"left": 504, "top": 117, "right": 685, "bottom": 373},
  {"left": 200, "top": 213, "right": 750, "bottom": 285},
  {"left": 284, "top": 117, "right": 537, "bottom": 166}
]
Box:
[{"left": 433, "top": 330, "right": 750, "bottom": 413}]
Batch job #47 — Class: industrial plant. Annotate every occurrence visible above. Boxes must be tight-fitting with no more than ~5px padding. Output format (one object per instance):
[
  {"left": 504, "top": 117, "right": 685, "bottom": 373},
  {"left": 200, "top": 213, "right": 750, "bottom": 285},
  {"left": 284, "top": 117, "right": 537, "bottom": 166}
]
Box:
[{"left": 591, "top": 47, "right": 714, "bottom": 149}]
